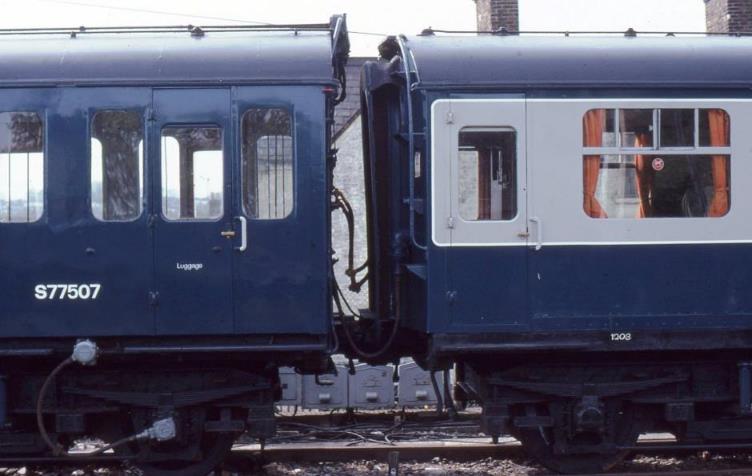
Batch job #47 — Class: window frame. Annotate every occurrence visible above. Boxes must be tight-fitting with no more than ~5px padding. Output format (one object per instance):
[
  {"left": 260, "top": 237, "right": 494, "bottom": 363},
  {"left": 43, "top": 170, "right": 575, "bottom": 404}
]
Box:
[
  {"left": 456, "top": 125, "right": 519, "bottom": 223},
  {"left": 240, "top": 106, "right": 296, "bottom": 221},
  {"left": 583, "top": 107, "right": 731, "bottom": 157},
  {"left": 89, "top": 109, "right": 146, "bottom": 223},
  {"left": 0, "top": 111, "right": 46, "bottom": 225},
  {"left": 582, "top": 107, "right": 731, "bottom": 220},
  {"left": 159, "top": 123, "right": 225, "bottom": 223}
]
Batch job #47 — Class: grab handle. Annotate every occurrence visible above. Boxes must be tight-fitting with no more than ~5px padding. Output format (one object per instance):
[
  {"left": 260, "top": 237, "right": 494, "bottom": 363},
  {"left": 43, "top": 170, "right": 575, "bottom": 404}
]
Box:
[
  {"left": 529, "top": 217, "right": 542, "bottom": 251},
  {"left": 235, "top": 216, "right": 247, "bottom": 252}
]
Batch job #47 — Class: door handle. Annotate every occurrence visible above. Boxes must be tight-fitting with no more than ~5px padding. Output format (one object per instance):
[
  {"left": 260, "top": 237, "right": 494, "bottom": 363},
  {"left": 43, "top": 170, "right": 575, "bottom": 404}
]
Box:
[
  {"left": 529, "top": 217, "right": 542, "bottom": 251},
  {"left": 235, "top": 216, "right": 247, "bottom": 252},
  {"left": 220, "top": 230, "right": 236, "bottom": 239}
]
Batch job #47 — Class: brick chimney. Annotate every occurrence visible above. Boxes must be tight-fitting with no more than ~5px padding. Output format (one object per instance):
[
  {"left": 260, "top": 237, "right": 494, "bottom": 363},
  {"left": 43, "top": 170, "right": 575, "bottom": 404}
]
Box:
[
  {"left": 475, "top": 0, "right": 519, "bottom": 32},
  {"left": 705, "top": 0, "right": 752, "bottom": 33}
]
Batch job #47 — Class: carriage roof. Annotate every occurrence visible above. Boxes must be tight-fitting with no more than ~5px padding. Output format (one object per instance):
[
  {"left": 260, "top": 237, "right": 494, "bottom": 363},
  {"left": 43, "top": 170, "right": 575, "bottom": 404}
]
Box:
[
  {"left": 0, "top": 19, "right": 348, "bottom": 87},
  {"left": 387, "top": 34, "right": 752, "bottom": 89}
]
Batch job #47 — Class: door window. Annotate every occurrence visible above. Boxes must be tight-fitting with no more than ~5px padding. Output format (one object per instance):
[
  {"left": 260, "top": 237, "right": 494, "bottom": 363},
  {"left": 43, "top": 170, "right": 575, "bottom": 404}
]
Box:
[
  {"left": 458, "top": 127, "right": 517, "bottom": 221},
  {"left": 161, "top": 126, "right": 223, "bottom": 220},
  {"left": 91, "top": 110, "right": 144, "bottom": 221}
]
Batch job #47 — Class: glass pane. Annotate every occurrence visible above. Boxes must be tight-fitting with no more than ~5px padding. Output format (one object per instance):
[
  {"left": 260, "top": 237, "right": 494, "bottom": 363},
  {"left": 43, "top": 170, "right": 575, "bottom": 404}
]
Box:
[
  {"left": 161, "top": 126, "right": 223, "bottom": 220},
  {"left": 0, "top": 112, "right": 44, "bottom": 223},
  {"left": 458, "top": 128, "right": 517, "bottom": 221},
  {"left": 660, "top": 109, "right": 694, "bottom": 147},
  {"left": 620, "top": 109, "right": 653, "bottom": 147},
  {"left": 242, "top": 108, "right": 293, "bottom": 219},
  {"left": 585, "top": 154, "right": 730, "bottom": 219},
  {"left": 583, "top": 109, "right": 616, "bottom": 147},
  {"left": 91, "top": 110, "right": 143, "bottom": 221},
  {"left": 699, "top": 109, "right": 730, "bottom": 147}
]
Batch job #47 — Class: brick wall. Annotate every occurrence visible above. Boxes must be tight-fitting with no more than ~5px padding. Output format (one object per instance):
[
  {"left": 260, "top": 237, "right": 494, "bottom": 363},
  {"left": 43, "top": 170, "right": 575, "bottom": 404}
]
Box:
[
  {"left": 705, "top": 0, "right": 752, "bottom": 33},
  {"left": 475, "top": 0, "right": 519, "bottom": 32}
]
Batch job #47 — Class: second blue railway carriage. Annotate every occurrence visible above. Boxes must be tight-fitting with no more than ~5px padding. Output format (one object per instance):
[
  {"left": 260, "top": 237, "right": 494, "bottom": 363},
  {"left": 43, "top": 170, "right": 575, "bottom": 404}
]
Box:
[{"left": 354, "top": 32, "right": 752, "bottom": 473}]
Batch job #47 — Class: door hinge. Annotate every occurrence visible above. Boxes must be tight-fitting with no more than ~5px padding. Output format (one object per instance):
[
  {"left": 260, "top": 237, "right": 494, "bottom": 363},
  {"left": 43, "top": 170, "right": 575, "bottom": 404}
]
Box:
[
  {"left": 146, "top": 108, "right": 156, "bottom": 123},
  {"left": 445, "top": 111, "right": 455, "bottom": 124},
  {"left": 446, "top": 216, "right": 455, "bottom": 229},
  {"left": 147, "top": 214, "right": 157, "bottom": 228},
  {"left": 148, "top": 291, "right": 160, "bottom": 307}
]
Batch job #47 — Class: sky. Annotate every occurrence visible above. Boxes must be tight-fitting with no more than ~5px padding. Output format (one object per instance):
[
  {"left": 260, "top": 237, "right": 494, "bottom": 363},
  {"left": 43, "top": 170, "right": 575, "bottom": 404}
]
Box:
[{"left": 0, "top": 0, "right": 708, "bottom": 56}]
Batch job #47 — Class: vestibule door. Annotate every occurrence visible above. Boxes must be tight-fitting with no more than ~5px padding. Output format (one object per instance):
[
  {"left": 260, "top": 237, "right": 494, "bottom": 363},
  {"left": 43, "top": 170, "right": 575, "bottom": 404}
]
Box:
[{"left": 431, "top": 98, "right": 530, "bottom": 329}]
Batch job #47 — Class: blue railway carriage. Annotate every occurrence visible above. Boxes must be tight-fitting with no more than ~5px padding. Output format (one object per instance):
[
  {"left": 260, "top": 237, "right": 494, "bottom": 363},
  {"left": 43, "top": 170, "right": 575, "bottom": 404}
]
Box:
[
  {"left": 357, "top": 32, "right": 752, "bottom": 473},
  {"left": 0, "top": 18, "right": 348, "bottom": 474}
]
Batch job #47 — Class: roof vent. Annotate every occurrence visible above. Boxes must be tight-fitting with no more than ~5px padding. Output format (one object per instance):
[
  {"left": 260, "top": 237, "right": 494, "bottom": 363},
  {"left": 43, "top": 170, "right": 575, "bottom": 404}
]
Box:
[
  {"left": 624, "top": 28, "right": 637, "bottom": 38},
  {"left": 190, "top": 26, "right": 204, "bottom": 38},
  {"left": 419, "top": 28, "right": 435, "bottom": 36}
]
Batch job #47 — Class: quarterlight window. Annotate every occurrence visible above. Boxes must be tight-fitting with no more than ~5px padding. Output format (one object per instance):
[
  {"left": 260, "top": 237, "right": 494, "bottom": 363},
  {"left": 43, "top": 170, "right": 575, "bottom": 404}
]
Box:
[
  {"left": 0, "top": 112, "right": 44, "bottom": 223},
  {"left": 241, "top": 108, "right": 294, "bottom": 219},
  {"left": 583, "top": 108, "right": 730, "bottom": 219}
]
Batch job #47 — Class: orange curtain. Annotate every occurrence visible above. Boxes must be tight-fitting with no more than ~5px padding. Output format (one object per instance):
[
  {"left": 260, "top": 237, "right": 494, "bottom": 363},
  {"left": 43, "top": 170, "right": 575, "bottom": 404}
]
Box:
[
  {"left": 707, "top": 109, "right": 730, "bottom": 217},
  {"left": 477, "top": 148, "right": 491, "bottom": 220},
  {"left": 633, "top": 132, "right": 653, "bottom": 218},
  {"left": 583, "top": 109, "right": 607, "bottom": 218}
]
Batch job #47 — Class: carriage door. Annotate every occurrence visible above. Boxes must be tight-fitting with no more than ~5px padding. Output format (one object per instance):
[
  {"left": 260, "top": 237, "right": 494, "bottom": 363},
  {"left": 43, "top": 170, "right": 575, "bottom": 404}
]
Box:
[
  {"left": 432, "top": 98, "right": 529, "bottom": 329},
  {"left": 152, "top": 89, "right": 233, "bottom": 334}
]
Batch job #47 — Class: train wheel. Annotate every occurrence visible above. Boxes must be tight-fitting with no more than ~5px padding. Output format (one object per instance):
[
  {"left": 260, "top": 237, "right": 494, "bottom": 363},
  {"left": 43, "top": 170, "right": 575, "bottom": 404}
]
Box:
[
  {"left": 512, "top": 401, "right": 640, "bottom": 474},
  {"left": 93, "top": 407, "right": 241, "bottom": 476},
  {"left": 131, "top": 432, "right": 236, "bottom": 476}
]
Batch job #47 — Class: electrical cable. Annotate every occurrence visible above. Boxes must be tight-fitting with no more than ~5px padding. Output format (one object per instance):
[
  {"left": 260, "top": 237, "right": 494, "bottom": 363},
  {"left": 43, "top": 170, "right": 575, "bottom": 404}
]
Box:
[
  {"left": 36, "top": 357, "right": 74, "bottom": 456},
  {"left": 331, "top": 187, "right": 399, "bottom": 359},
  {"left": 33, "top": 0, "right": 391, "bottom": 37},
  {"left": 36, "top": 354, "right": 150, "bottom": 458},
  {"left": 33, "top": 0, "right": 273, "bottom": 25}
]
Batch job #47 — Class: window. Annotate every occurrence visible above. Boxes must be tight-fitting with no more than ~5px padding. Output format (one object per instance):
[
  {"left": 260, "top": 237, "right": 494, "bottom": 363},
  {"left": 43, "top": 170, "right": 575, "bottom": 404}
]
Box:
[
  {"left": 242, "top": 108, "right": 293, "bottom": 219},
  {"left": 583, "top": 108, "right": 730, "bottom": 219},
  {"left": 0, "top": 112, "right": 44, "bottom": 223},
  {"left": 161, "top": 126, "right": 223, "bottom": 220},
  {"left": 457, "top": 127, "right": 517, "bottom": 221},
  {"left": 91, "top": 111, "right": 144, "bottom": 221}
]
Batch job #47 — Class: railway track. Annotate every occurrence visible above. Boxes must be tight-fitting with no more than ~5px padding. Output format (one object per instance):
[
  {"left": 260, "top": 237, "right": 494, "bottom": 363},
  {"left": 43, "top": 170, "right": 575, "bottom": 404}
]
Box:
[
  {"left": 225, "top": 433, "right": 752, "bottom": 475},
  {"left": 2, "top": 420, "right": 751, "bottom": 475}
]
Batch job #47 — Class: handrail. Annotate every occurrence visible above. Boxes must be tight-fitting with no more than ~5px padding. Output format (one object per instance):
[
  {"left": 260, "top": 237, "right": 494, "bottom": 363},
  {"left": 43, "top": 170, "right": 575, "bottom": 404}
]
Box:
[
  {"left": 396, "top": 35, "right": 426, "bottom": 252},
  {"left": 329, "top": 14, "right": 350, "bottom": 105}
]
